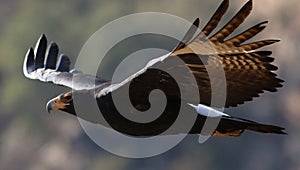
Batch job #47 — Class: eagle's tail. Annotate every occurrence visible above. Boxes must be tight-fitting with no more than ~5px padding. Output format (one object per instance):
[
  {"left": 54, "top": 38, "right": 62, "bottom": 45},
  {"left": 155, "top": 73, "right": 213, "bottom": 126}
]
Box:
[{"left": 213, "top": 116, "right": 287, "bottom": 137}]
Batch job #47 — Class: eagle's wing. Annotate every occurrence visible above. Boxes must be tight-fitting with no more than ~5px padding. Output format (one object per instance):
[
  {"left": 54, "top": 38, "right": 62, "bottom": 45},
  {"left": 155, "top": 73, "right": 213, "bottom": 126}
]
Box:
[
  {"left": 23, "top": 34, "right": 108, "bottom": 90},
  {"left": 24, "top": 0, "right": 283, "bottom": 108},
  {"left": 172, "top": 0, "right": 283, "bottom": 107},
  {"left": 97, "top": 0, "right": 283, "bottom": 108}
]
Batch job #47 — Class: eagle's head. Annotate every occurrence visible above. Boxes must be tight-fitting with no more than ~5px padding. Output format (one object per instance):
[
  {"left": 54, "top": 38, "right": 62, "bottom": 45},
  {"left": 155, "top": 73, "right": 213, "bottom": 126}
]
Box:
[{"left": 46, "top": 91, "right": 76, "bottom": 115}]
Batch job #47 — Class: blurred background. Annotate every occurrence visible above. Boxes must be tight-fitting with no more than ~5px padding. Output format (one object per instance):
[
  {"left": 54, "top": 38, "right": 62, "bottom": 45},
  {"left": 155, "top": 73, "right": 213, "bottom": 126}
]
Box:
[{"left": 0, "top": 0, "right": 299, "bottom": 169}]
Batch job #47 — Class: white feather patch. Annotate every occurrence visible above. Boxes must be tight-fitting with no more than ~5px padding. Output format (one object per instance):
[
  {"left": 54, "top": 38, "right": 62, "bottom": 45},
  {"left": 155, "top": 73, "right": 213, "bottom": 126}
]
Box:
[{"left": 188, "top": 103, "right": 229, "bottom": 117}]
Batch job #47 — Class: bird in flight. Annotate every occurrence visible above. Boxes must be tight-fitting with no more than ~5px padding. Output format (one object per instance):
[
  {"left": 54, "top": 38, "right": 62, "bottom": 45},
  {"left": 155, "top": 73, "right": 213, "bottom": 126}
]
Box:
[{"left": 23, "top": 0, "right": 286, "bottom": 137}]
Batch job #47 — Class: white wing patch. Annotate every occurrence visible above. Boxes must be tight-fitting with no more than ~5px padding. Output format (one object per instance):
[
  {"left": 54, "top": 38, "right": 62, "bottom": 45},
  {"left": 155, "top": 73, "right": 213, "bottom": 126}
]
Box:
[{"left": 188, "top": 103, "right": 229, "bottom": 117}]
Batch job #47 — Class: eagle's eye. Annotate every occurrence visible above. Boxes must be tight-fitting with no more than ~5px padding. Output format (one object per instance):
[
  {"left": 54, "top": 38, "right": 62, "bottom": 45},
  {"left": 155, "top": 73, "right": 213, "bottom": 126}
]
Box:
[
  {"left": 65, "top": 95, "right": 72, "bottom": 101},
  {"left": 61, "top": 93, "right": 72, "bottom": 102}
]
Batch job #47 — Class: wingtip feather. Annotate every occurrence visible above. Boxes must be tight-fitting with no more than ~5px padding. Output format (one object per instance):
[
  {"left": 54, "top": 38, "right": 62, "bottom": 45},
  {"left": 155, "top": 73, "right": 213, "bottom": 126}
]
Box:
[
  {"left": 34, "top": 34, "right": 48, "bottom": 69},
  {"left": 23, "top": 48, "right": 35, "bottom": 76},
  {"left": 56, "top": 54, "right": 71, "bottom": 72},
  {"left": 45, "top": 41, "right": 59, "bottom": 69}
]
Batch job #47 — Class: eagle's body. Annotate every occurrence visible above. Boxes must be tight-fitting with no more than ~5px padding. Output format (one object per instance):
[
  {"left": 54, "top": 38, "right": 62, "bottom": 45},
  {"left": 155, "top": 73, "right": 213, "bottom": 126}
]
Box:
[{"left": 24, "top": 0, "right": 286, "bottom": 137}]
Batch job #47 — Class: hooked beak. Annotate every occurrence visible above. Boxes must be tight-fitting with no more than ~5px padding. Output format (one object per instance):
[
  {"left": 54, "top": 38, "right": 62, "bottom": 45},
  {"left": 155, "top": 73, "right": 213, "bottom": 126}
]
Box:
[
  {"left": 46, "top": 100, "right": 56, "bottom": 113},
  {"left": 46, "top": 97, "right": 71, "bottom": 114}
]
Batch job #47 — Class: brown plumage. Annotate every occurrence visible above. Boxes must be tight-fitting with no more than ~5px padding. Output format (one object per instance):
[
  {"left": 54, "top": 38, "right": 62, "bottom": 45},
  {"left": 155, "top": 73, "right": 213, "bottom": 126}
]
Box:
[{"left": 23, "top": 0, "right": 285, "bottom": 137}]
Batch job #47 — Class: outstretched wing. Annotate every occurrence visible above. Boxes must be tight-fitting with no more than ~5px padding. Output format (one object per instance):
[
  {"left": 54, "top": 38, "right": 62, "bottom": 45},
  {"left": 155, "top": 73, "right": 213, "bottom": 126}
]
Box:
[
  {"left": 24, "top": 0, "right": 283, "bottom": 109},
  {"left": 23, "top": 34, "right": 108, "bottom": 90},
  {"left": 97, "top": 0, "right": 283, "bottom": 108},
  {"left": 172, "top": 0, "right": 283, "bottom": 107}
]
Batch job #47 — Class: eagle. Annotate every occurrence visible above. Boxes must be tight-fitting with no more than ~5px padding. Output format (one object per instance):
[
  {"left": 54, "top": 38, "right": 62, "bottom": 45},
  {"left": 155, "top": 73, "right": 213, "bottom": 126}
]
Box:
[{"left": 23, "top": 0, "right": 286, "bottom": 137}]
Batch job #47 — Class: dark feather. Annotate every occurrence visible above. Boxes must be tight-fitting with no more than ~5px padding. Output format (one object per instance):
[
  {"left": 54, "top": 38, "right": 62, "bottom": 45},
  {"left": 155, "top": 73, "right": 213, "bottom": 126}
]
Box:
[
  {"left": 225, "top": 21, "right": 268, "bottom": 46},
  {"left": 45, "top": 42, "right": 59, "bottom": 69},
  {"left": 210, "top": 0, "right": 253, "bottom": 42},
  {"left": 199, "top": 0, "right": 229, "bottom": 39},
  {"left": 175, "top": 18, "right": 200, "bottom": 50},
  {"left": 24, "top": 48, "right": 35, "bottom": 74},
  {"left": 34, "top": 34, "right": 47, "bottom": 69},
  {"left": 56, "top": 54, "right": 71, "bottom": 72}
]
